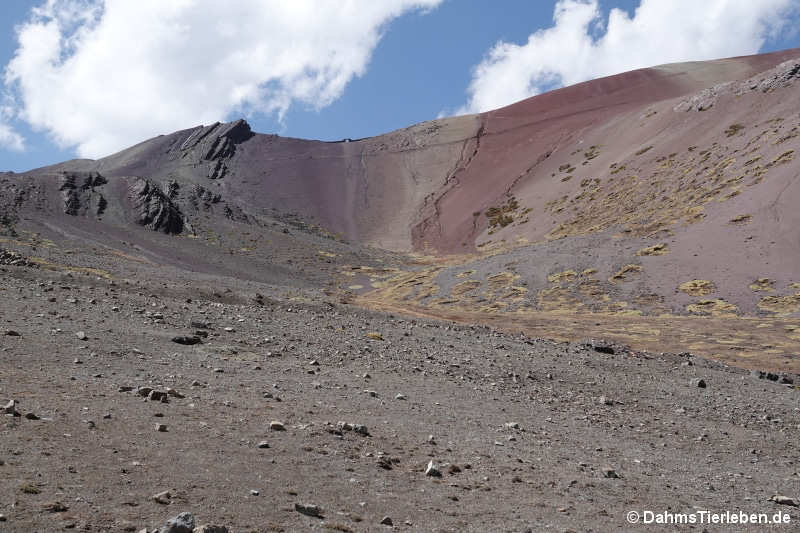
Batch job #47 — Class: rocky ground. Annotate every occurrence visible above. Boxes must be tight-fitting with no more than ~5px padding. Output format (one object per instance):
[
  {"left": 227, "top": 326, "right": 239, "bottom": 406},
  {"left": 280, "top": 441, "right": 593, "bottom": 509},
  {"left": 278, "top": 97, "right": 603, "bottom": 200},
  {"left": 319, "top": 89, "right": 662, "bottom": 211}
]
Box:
[{"left": 1, "top": 263, "right": 799, "bottom": 532}]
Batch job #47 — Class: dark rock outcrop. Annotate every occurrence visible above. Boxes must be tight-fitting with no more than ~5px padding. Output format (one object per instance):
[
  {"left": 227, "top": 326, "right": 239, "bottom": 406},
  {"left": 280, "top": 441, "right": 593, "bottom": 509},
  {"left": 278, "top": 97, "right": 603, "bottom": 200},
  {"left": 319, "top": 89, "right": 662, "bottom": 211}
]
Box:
[
  {"left": 58, "top": 171, "right": 108, "bottom": 216},
  {"left": 178, "top": 119, "right": 253, "bottom": 180},
  {"left": 127, "top": 177, "right": 184, "bottom": 234}
]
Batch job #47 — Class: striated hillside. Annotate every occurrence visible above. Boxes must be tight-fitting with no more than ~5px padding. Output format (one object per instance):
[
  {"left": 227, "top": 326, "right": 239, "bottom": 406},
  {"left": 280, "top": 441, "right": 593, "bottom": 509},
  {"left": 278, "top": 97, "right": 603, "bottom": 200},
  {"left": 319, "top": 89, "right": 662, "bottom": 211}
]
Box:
[{"left": 1, "top": 48, "right": 799, "bottom": 370}]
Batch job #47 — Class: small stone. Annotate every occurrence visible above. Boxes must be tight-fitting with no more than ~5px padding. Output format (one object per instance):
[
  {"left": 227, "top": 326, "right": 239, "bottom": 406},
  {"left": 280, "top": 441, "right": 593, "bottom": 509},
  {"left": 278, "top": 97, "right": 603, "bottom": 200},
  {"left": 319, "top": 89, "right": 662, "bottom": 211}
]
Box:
[
  {"left": 690, "top": 378, "right": 707, "bottom": 388},
  {"left": 395, "top": 393, "right": 406, "bottom": 400},
  {"left": 42, "top": 501, "right": 69, "bottom": 513},
  {"left": 250, "top": 489, "right": 259, "bottom": 496},
  {"left": 73, "top": 358, "right": 82, "bottom": 364},
  {"left": 162, "top": 511, "right": 195, "bottom": 533},
  {"left": 103, "top": 413, "right": 112, "bottom": 419},
  {"left": 771, "top": 494, "right": 798, "bottom": 506},
  {"left": 118, "top": 385, "right": 134, "bottom": 392},
  {"left": 0, "top": 513, "right": 6, "bottom": 521},
  {"left": 257, "top": 441, "right": 270, "bottom": 449},
  {"left": 149, "top": 390, "right": 169, "bottom": 403},
  {"left": 380, "top": 516, "right": 393, "bottom": 526},
  {"left": 155, "top": 423, "right": 168, "bottom": 432},
  {"left": 171, "top": 336, "right": 201, "bottom": 346},
  {"left": 137, "top": 387, "right": 153, "bottom": 397},
  {"left": 504, "top": 422, "right": 520, "bottom": 429},
  {"left": 4, "top": 330, "right": 20, "bottom": 336},
  {"left": 602, "top": 467, "right": 620, "bottom": 479},
  {"left": 213, "top": 368, "right": 224, "bottom": 373},
  {"left": 152, "top": 490, "right": 171, "bottom": 504},
  {"left": 598, "top": 396, "right": 613, "bottom": 406},
  {"left": 24, "top": 412, "right": 40, "bottom": 420},
  {"left": 223, "top": 327, "right": 235, "bottom": 332},
  {"left": 3, "top": 399, "right": 19, "bottom": 416},
  {"left": 270, "top": 421, "right": 285, "bottom": 431},
  {"left": 75, "top": 331, "right": 88, "bottom": 341},
  {"left": 294, "top": 502, "right": 323, "bottom": 518},
  {"left": 194, "top": 526, "right": 229, "bottom": 533},
  {"left": 425, "top": 460, "right": 441, "bottom": 477},
  {"left": 166, "top": 388, "right": 185, "bottom": 398}
]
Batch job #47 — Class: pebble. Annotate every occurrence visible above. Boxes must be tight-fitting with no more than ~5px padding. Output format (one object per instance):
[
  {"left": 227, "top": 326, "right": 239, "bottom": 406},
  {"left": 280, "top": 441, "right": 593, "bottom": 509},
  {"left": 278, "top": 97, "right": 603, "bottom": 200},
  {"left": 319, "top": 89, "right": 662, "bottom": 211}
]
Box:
[
  {"left": 771, "top": 494, "right": 798, "bottom": 506},
  {"left": 380, "top": 516, "right": 394, "bottom": 526},
  {"left": 171, "top": 336, "right": 201, "bottom": 345},
  {"left": 395, "top": 393, "right": 406, "bottom": 400},
  {"left": 75, "top": 331, "right": 88, "bottom": 341},
  {"left": 690, "top": 378, "right": 707, "bottom": 388},
  {"left": 3, "top": 399, "right": 19, "bottom": 416},
  {"left": 155, "top": 423, "right": 168, "bottom": 432},
  {"left": 295, "top": 503, "right": 323, "bottom": 518},
  {"left": 250, "top": 489, "right": 259, "bottom": 496},
  {"left": 194, "top": 526, "right": 229, "bottom": 533},
  {"left": 4, "top": 330, "right": 20, "bottom": 336},
  {"left": 602, "top": 467, "right": 620, "bottom": 479},
  {"left": 257, "top": 441, "right": 270, "bottom": 448},
  {"left": 425, "top": 460, "right": 442, "bottom": 477},
  {"left": 270, "top": 421, "right": 286, "bottom": 431},
  {"left": 162, "top": 511, "right": 195, "bottom": 533},
  {"left": 152, "top": 490, "right": 171, "bottom": 504},
  {"left": 598, "top": 396, "right": 613, "bottom": 406}
]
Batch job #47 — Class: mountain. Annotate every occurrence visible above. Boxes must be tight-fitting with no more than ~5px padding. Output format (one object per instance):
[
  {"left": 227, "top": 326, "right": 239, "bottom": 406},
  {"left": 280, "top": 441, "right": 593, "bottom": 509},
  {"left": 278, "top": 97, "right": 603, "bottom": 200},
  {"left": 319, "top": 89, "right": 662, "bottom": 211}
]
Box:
[
  {"left": 2, "top": 47, "right": 800, "bottom": 370},
  {"left": 2, "top": 48, "right": 800, "bottom": 533}
]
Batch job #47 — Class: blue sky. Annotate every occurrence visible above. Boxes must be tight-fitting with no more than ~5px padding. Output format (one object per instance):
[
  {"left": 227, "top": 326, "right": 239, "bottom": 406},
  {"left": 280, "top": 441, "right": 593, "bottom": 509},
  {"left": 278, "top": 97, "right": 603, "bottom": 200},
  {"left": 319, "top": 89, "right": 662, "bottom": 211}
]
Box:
[{"left": 1, "top": 0, "right": 798, "bottom": 172}]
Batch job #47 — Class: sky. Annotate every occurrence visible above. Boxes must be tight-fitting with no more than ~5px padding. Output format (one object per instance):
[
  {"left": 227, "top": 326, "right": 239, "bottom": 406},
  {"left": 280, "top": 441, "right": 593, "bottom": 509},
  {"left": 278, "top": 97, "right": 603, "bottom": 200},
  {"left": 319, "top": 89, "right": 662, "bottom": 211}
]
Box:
[{"left": 0, "top": 0, "right": 798, "bottom": 172}]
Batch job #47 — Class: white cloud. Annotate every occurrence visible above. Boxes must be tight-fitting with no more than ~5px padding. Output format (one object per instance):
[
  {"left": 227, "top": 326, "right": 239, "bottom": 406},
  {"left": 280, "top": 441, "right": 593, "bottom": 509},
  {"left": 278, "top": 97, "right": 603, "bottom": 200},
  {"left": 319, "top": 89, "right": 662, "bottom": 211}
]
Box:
[
  {"left": 0, "top": 100, "right": 24, "bottom": 152},
  {"left": 3, "top": 0, "right": 441, "bottom": 158},
  {"left": 458, "top": 0, "right": 798, "bottom": 114}
]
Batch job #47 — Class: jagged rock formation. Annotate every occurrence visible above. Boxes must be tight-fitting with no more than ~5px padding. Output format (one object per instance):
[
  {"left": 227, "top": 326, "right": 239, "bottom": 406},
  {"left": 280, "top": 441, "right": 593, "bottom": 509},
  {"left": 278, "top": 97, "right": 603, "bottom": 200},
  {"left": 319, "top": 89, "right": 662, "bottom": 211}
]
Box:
[
  {"left": 127, "top": 177, "right": 185, "bottom": 234},
  {"left": 178, "top": 119, "right": 253, "bottom": 179},
  {"left": 58, "top": 171, "right": 108, "bottom": 217}
]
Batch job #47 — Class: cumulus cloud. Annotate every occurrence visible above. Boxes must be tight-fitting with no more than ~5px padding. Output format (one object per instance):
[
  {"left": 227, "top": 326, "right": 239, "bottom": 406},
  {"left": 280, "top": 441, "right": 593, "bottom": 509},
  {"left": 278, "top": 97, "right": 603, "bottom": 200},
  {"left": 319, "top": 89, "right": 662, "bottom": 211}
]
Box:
[
  {"left": 3, "top": 0, "right": 441, "bottom": 158},
  {"left": 0, "top": 99, "right": 24, "bottom": 152},
  {"left": 458, "top": 0, "right": 798, "bottom": 114}
]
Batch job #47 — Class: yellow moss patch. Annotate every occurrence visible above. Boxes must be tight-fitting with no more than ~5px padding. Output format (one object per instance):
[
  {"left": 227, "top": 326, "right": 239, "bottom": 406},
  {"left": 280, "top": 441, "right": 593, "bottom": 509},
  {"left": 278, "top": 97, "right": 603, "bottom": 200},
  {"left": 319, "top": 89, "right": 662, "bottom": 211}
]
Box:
[
  {"left": 456, "top": 269, "right": 475, "bottom": 278},
  {"left": 686, "top": 299, "right": 739, "bottom": 316},
  {"left": 547, "top": 270, "right": 578, "bottom": 283},
  {"left": 679, "top": 279, "right": 716, "bottom": 296},
  {"left": 364, "top": 332, "right": 384, "bottom": 341},
  {"left": 749, "top": 278, "right": 775, "bottom": 292},
  {"left": 758, "top": 295, "right": 800, "bottom": 315},
  {"left": 609, "top": 264, "right": 643, "bottom": 283},
  {"left": 581, "top": 268, "right": 597, "bottom": 276},
  {"left": 636, "top": 243, "right": 668, "bottom": 256}
]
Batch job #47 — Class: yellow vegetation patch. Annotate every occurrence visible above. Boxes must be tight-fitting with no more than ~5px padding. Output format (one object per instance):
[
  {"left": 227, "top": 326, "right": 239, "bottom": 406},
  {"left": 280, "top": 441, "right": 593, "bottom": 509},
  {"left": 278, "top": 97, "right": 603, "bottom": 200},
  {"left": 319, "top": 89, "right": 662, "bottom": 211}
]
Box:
[
  {"left": 547, "top": 270, "right": 578, "bottom": 283},
  {"left": 576, "top": 280, "right": 610, "bottom": 301},
  {"left": 771, "top": 150, "right": 794, "bottom": 165},
  {"left": 581, "top": 268, "right": 597, "bottom": 276},
  {"left": 686, "top": 299, "right": 739, "bottom": 316},
  {"left": 749, "top": 278, "right": 775, "bottom": 292},
  {"left": 364, "top": 332, "right": 384, "bottom": 341},
  {"left": 636, "top": 243, "right": 668, "bottom": 256},
  {"left": 28, "top": 257, "right": 112, "bottom": 279},
  {"left": 609, "top": 264, "right": 643, "bottom": 283},
  {"left": 679, "top": 279, "right": 716, "bottom": 296},
  {"left": 758, "top": 294, "right": 800, "bottom": 315},
  {"left": 456, "top": 270, "right": 475, "bottom": 278},
  {"left": 451, "top": 280, "right": 481, "bottom": 296},
  {"left": 537, "top": 286, "right": 583, "bottom": 311},
  {"left": 487, "top": 271, "right": 519, "bottom": 291},
  {"left": 318, "top": 250, "right": 337, "bottom": 258}
]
